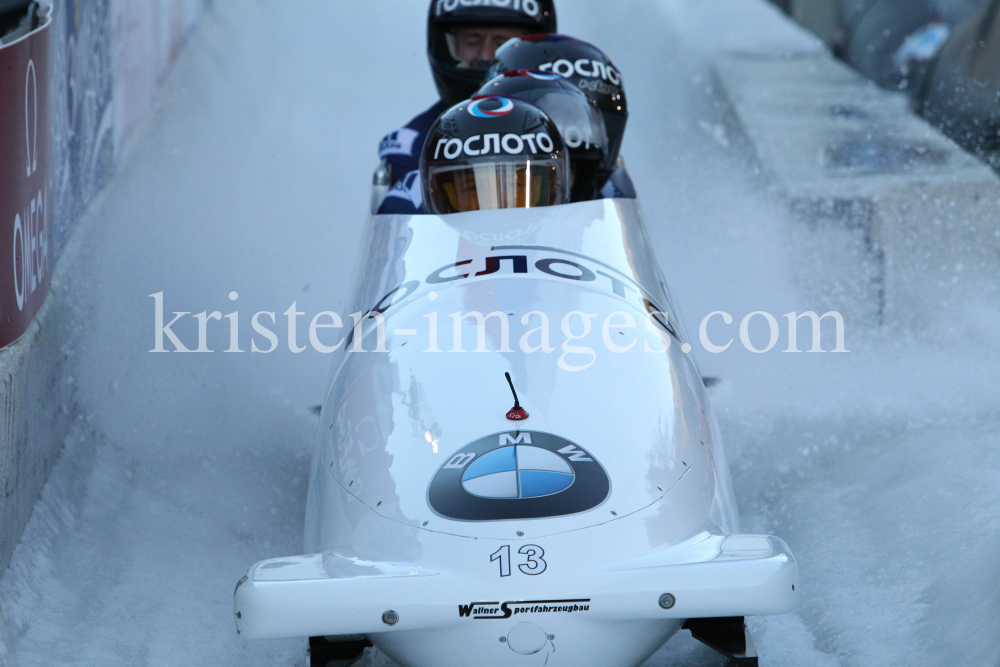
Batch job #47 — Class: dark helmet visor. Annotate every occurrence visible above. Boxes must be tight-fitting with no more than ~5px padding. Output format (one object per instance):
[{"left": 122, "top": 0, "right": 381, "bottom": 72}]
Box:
[{"left": 426, "top": 158, "right": 566, "bottom": 214}]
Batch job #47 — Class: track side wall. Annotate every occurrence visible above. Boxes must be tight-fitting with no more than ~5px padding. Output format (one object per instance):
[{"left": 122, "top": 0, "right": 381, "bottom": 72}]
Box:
[{"left": 0, "top": 0, "right": 203, "bottom": 575}]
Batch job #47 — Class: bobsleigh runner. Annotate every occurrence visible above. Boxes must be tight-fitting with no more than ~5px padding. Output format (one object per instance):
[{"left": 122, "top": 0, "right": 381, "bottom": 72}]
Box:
[{"left": 233, "top": 199, "right": 799, "bottom": 667}]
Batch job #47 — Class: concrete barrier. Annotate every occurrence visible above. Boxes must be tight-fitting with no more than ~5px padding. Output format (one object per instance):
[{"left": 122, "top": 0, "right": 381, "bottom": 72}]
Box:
[
  {"left": 0, "top": 204, "right": 87, "bottom": 572},
  {"left": 714, "top": 50, "right": 1000, "bottom": 330},
  {"left": 0, "top": 0, "right": 202, "bottom": 575}
]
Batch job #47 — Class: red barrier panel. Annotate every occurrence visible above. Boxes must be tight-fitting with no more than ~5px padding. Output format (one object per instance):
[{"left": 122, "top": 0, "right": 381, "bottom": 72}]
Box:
[{"left": 0, "top": 15, "right": 50, "bottom": 347}]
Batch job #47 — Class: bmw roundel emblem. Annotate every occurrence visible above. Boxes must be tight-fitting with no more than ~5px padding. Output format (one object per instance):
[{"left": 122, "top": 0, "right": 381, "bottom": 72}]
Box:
[{"left": 428, "top": 431, "right": 610, "bottom": 521}]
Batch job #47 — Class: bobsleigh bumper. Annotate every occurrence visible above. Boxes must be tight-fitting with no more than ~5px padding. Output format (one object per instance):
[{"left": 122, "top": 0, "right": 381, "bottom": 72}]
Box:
[{"left": 234, "top": 534, "right": 799, "bottom": 640}]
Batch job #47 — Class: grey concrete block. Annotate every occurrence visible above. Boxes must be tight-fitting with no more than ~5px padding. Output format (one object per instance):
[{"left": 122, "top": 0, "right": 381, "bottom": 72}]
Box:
[
  {"left": 714, "top": 52, "right": 1000, "bottom": 329},
  {"left": 788, "top": 0, "right": 838, "bottom": 46},
  {"left": 0, "top": 227, "right": 82, "bottom": 574}
]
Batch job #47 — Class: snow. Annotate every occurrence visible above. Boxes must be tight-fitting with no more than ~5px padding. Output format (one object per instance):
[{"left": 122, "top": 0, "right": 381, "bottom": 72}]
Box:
[{"left": 3, "top": 0, "right": 1000, "bottom": 666}]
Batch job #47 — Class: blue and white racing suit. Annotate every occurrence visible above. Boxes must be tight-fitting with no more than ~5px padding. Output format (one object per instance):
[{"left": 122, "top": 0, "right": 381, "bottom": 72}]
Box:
[{"left": 377, "top": 100, "right": 449, "bottom": 216}]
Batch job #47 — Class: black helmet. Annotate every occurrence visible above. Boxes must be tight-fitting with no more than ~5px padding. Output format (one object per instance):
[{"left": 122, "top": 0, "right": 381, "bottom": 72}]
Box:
[
  {"left": 477, "top": 70, "right": 609, "bottom": 202},
  {"left": 428, "top": 0, "right": 557, "bottom": 106},
  {"left": 420, "top": 95, "right": 569, "bottom": 214},
  {"left": 487, "top": 34, "right": 627, "bottom": 178}
]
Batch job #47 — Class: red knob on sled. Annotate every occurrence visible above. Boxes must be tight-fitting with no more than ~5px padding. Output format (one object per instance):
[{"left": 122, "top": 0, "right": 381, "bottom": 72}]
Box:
[
  {"left": 506, "top": 407, "right": 529, "bottom": 421},
  {"left": 505, "top": 373, "right": 528, "bottom": 421}
]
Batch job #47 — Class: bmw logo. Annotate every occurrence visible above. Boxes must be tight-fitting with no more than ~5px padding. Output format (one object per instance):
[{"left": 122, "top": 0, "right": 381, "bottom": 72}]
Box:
[{"left": 428, "top": 431, "right": 610, "bottom": 521}]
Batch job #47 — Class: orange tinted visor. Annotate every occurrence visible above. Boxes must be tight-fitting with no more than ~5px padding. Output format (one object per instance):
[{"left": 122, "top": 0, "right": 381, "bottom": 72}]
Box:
[{"left": 426, "top": 160, "right": 566, "bottom": 215}]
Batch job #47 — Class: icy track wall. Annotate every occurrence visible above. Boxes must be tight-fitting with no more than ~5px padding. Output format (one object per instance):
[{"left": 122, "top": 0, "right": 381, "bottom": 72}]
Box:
[
  {"left": 710, "top": 31, "right": 1000, "bottom": 331},
  {"left": 0, "top": 0, "right": 202, "bottom": 574}
]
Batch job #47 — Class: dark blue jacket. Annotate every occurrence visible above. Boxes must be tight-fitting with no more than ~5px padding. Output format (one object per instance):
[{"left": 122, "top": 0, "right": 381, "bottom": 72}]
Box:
[{"left": 377, "top": 101, "right": 449, "bottom": 215}]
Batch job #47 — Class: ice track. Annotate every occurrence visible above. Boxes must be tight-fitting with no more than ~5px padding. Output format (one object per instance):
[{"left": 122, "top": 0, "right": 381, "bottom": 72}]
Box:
[{"left": 2, "top": 1, "right": 1000, "bottom": 666}]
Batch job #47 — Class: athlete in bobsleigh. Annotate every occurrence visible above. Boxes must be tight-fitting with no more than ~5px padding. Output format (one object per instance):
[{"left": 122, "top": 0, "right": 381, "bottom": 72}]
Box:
[
  {"left": 376, "top": 0, "right": 636, "bottom": 214},
  {"left": 475, "top": 70, "right": 612, "bottom": 203},
  {"left": 388, "top": 71, "right": 615, "bottom": 214},
  {"left": 235, "top": 93, "right": 799, "bottom": 667},
  {"left": 421, "top": 96, "right": 572, "bottom": 214},
  {"left": 375, "top": 0, "right": 557, "bottom": 214},
  {"left": 486, "top": 33, "right": 636, "bottom": 200}
]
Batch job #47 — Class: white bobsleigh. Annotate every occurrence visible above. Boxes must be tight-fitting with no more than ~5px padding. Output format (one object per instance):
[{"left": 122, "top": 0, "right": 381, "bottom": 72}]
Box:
[{"left": 234, "top": 199, "right": 799, "bottom": 667}]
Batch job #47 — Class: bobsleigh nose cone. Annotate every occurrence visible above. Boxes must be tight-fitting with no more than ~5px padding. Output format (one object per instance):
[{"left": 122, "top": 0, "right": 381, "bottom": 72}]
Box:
[{"left": 506, "top": 622, "right": 548, "bottom": 655}]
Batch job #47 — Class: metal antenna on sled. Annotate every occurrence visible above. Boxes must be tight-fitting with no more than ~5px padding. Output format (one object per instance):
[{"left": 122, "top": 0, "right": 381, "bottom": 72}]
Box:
[{"left": 505, "top": 372, "right": 528, "bottom": 421}]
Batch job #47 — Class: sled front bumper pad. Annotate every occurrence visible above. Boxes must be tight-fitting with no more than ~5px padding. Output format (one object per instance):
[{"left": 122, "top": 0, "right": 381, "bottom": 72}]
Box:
[{"left": 234, "top": 534, "right": 798, "bottom": 640}]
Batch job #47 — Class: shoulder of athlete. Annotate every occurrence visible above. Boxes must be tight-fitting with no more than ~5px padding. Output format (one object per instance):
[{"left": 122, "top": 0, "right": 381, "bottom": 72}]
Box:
[
  {"left": 377, "top": 169, "right": 424, "bottom": 215},
  {"left": 378, "top": 100, "right": 451, "bottom": 161}
]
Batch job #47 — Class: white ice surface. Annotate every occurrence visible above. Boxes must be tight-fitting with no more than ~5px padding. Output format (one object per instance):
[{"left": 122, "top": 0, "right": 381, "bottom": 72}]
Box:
[{"left": 2, "top": 0, "right": 1000, "bottom": 666}]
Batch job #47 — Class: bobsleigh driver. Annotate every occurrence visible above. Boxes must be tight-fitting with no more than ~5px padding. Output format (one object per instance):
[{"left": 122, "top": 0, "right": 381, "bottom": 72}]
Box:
[
  {"left": 422, "top": 96, "right": 569, "bottom": 214},
  {"left": 377, "top": 0, "right": 557, "bottom": 214}
]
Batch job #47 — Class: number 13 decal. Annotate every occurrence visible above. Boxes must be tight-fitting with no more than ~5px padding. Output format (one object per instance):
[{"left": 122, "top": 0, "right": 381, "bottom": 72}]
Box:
[
  {"left": 517, "top": 545, "right": 546, "bottom": 575},
  {"left": 490, "top": 545, "right": 547, "bottom": 577}
]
